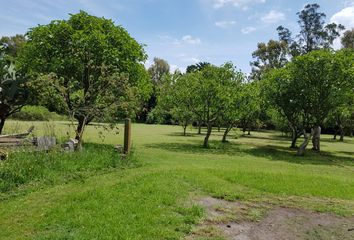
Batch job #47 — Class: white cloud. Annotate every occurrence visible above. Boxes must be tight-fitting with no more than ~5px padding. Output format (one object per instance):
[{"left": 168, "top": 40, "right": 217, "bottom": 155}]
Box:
[
  {"left": 330, "top": 6, "right": 354, "bottom": 49},
  {"left": 213, "top": 0, "right": 266, "bottom": 9},
  {"left": 241, "top": 26, "right": 256, "bottom": 34},
  {"left": 330, "top": 6, "right": 354, "bottom": 28},
  {"left": 182, "top": 35, "right": 202, "bottom": 44},
  {"left": 261, "top": 10, "right": 285, "bottom": 24},
  {"left": 214, "top": 20, "right": 237, "bottom": 28}
]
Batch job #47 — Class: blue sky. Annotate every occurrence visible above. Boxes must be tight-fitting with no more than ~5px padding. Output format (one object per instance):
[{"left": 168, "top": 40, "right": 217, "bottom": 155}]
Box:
[{"left": 1, "top": 0, "right": 354, "bottom": 73}]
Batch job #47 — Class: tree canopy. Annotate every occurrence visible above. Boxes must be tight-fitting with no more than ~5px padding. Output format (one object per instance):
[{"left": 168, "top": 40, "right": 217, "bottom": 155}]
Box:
[{"left": 18, "top": 11, "right": 151, "bottom": 146}]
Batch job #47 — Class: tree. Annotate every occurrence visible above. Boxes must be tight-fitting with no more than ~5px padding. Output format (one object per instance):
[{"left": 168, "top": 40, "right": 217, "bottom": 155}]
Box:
[
  {"left": 250, "top": 40, "right": 288, "bottom": 80},
  {"left": 278, "top": 3, "right": 344, "bottom": 55},
  {"left": 0, "top": 45, "right": 28, "bottom": 134},
  {"left": 341, "top": 29, "right": 354, "bottom": 49},
  {"left": 263, "top": 68, "right": 304, "bottom": 148},
  {"left": 251, "top": 3, "right": 344, "bottom": 81},
  {"left": 186, "top": 62, "right": 210, "bottom": 73},
  {"left": 0, "top": 35, "right": 26, "bottom": 59},
  {"left": 139, "top": 58, "right": 170, "bottom": 123},
  {"left": 264, "top": 50, "right": 354, "bottom": 155},
  {"left": 19, "top": 11, "right": 150, "bottom": 147}
]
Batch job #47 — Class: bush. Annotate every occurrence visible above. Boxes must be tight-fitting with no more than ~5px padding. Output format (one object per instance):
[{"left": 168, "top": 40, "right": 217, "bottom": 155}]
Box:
[
  {"left": 0, "top": 144, "right": 138, "bottom": 193},
  {"left": 11, "top": 105, "right": 66, "bottom": 121}
]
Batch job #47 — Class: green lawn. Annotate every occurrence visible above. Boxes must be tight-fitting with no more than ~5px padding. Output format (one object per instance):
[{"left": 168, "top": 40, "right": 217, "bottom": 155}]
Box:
[{"left": 0, "top": 121, "right": 354, "bottom": 239}]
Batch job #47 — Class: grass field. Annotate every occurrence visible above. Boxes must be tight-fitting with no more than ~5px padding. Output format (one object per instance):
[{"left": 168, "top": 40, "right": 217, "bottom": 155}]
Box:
[{"left": 0, "top": 121, "right": 354, "bottom": 239}]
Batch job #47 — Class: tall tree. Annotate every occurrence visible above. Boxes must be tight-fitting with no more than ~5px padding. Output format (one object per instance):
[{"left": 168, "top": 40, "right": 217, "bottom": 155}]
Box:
[
  {"left": 341, "top": 29, "right": 354, "bottom": 49},
  {"left": 140, "top": 58, "right": 170, "bottom": 123},
  {"left": 19, "top": 11, "right": 150, "bottom": 147},
  {"left": 250, "top": 40, "right": 288, "bottom": 80},
  {"left": 251, "top": 3, "right": 344, "bottom": 80},
  {"left": 281, "top": 3, "right": 344, "bottom": 54}
]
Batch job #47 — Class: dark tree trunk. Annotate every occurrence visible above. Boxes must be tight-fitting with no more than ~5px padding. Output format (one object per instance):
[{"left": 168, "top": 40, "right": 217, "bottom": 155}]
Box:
[
  {"left": 218, "top": 125, "right": 221, "bottom": 132},
  {"left": 222, "top": 126, "right": 232, "bottom": 143},
  {"left": 339, "top": 126, "right": 344, "bottom": 142},
  {"left": 290, "top": 128, "right": 300, "bottom": 148},
  {"left": 291, "top": 133, "right": 298, "bottom": 148},
  {"left": 198, "top": 121, "right": 202, "bottom": 134},
  {"left": 183, "top": 125, "right": 187, "bottom": 136},
  {"left": 203, "top": 124, "right": 212, "bottom": 148},
  {"left": 248, "top": 129, "right": 251, "bottom": 135},
  {"left": 0, "top": 118, "right": 5, "bottom": 135}
]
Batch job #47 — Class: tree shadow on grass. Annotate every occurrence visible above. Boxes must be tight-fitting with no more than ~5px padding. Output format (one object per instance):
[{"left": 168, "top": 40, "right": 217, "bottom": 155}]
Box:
[{"left": 145, "top": 140, "right": 354, "bottom": 167}]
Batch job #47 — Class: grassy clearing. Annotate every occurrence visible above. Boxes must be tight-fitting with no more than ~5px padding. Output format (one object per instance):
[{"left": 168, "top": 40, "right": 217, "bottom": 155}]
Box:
[{"left": 0, "top": 121, "right": 353, "bottom": 239}]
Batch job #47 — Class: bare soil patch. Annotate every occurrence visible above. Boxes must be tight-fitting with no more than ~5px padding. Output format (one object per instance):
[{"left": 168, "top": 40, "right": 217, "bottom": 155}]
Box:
[{"left": 187, "top": 197, "right": 354, "bottom": 240}]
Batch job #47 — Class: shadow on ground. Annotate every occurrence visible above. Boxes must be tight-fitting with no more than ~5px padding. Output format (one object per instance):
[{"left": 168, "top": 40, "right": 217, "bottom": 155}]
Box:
[{"left": 145, "top": 139, "right": 354, "bottom": 167}]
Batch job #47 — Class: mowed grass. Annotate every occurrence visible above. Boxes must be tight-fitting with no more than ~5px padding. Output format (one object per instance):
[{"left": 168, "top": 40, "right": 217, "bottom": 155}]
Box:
[{"left": 0, "top": 121, "right": 354, "bottom": 239}]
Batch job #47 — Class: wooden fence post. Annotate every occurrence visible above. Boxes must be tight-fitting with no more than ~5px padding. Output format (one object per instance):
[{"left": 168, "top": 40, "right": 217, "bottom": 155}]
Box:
[{"left": 124, "top": 118, "right": 131, "bottom": 154}]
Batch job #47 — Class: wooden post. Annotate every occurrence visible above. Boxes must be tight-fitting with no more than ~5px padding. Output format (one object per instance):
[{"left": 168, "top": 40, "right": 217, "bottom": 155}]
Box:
[{"left": 124, "top": 118, "right": 131, "bottom": 154}]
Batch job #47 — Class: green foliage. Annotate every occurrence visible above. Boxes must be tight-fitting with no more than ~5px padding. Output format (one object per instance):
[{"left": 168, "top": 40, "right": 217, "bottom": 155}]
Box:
[
  {"left": 341, "top": 28, "right": 354, "bottom": 49},
  {"left": 11, "top": 105, "right": 66, "bottom": 121},
  {"left": 263, "top": 49, "right": 354, "bottom": 149},
  {"left": 18, "top": 11, "right": 151, "bottom": 143},
  {"left": 0, "top": 44, "right": 29, "bottom": 133},
  {"left": 251, "top": 3, "right": 344, "bottom": 80}
]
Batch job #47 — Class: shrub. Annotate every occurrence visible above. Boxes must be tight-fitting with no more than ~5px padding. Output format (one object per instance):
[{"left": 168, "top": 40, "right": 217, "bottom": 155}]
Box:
[{"left": 11, "top": 105, "right": 66, "bottom": 121}]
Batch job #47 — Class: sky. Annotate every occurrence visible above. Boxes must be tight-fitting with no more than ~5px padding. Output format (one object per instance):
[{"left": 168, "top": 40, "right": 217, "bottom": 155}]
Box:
[{"left": 1, "top": 0, "right": 354, "bottom": 73}]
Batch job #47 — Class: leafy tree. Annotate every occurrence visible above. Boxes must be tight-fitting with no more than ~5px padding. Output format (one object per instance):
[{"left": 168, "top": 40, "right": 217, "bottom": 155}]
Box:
[
  {"left": 238, "top": 82, "right": 262, "bottom": 136},
  {"left": 19, "top": 11, "right": 150, "bottom": 147},
  {"left": 341, "top": 29, "right": 354, "bottom": 49},
  {"left": 251, "top": 3, "right": 344, "bottom": 80},
  {"left": 186, "top": 62, "right": 210, "bottom": 73},
  {"left": 0, "top": 45, "right": 28, "bottom": 134},
  {"left": 264, "top": 50, "right": 354, "bottom": 155},
  {"left": 0, "top": 35, "right": 26, "bottom": 59},
  {"left": 139, "top": 58, "right": 170, "bottom": 123},
  {"left": 279, "top": 3, "right": 344, "bottom": 54},
  {"left": 250, "top": 40, "right": 288, "bottom": 80},
  {"left": 263, "top": 68, "right": 304, "bottom": 148},
  {"left": 148, "top": 57, "right": 170, "bottom": 84}
]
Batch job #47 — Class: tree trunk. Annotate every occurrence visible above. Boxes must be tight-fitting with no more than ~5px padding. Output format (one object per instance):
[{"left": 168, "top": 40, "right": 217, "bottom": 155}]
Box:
[
  {"left": 198, "top": 121, "right": 202, "bottom": 134},
  {"left": 297, "top": 130, "right": 313, "bottom": 156},
  {"left": 339, "top": 126, "right": 344, "bottom": 142},
  {"left": 218, "top": 125, "right": 221, "bottom": 132},
  {"left": 222, "top": 126, "right": 232, "bottom": 143},
  {"left": 311, "top": 126, "right": 321, "bottom": 151},
  {"left": 0, "top": 118, "right": 5, "bottom": 135},
  {"left": 248, "top": 129, "right": 251, "bottom": 135},
  {"left": 183, "top": 125, "right": 187, "bottom": 136},
  {"left": 203, "top": 124, "right": 212, "bottom": 148},
  {"left": 75, "top": 117, "right": 87, "bottom": 150},
  {"left": 290, "top": 130, "right": 298, "bottom": 148}
]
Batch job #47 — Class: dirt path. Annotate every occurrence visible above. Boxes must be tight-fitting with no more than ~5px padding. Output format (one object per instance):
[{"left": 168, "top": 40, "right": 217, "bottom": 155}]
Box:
[{"left": 187, "top": 197, "right": 354, "bottom": 240}]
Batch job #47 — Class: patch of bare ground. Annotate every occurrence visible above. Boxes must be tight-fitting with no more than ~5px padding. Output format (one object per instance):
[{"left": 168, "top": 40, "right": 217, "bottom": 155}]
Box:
[{"left": 186, "top": 197, "right": 354, "bottom": 240}]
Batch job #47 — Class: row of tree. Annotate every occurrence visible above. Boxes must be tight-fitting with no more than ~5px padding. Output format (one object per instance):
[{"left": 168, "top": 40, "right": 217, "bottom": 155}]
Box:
[
  {"left": 0, "top": 4, "right": 353, "bottom": 154},
  {"left": 147, "top": 4, "right": 354, "bottom": 155}
]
